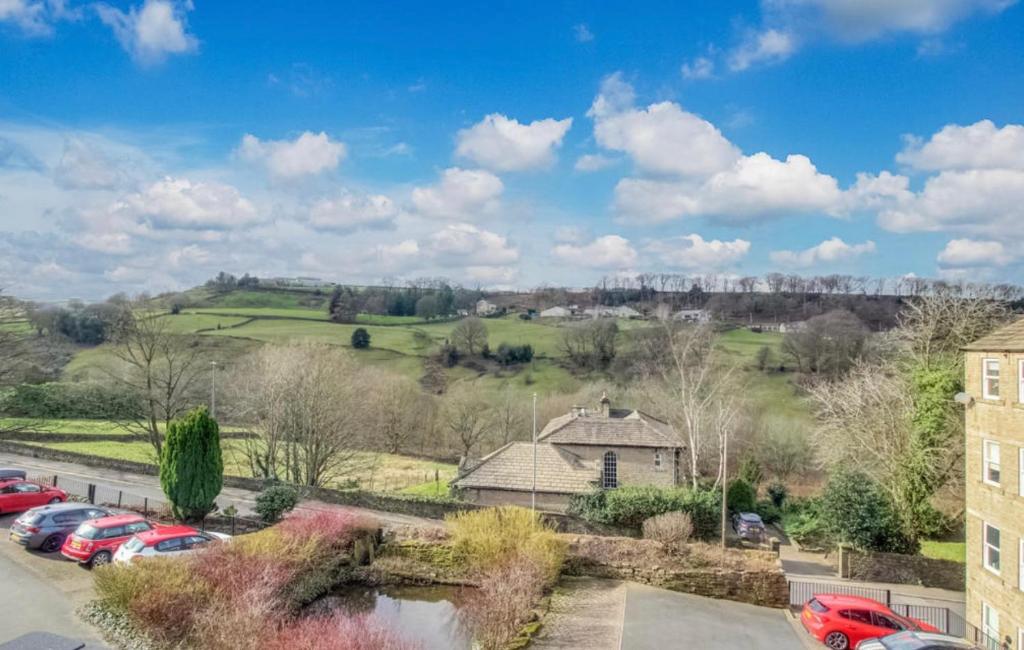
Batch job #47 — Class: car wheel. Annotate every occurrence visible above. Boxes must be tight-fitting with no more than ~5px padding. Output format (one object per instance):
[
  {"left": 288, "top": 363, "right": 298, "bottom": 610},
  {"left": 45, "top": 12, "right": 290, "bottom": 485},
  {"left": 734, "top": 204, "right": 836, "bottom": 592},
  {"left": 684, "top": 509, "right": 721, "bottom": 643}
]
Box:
[
  {"left": 90, "top": 551, "right": 112, "bottom": 567},
  {"left": 48, "top": 497, "right": 62, "bottom": 504},
  {"left": 40, "top": 534, "right": 63, "bottom": 553},
  {"left": 824, "top": 631, "right": 849, "bottom": 650}
]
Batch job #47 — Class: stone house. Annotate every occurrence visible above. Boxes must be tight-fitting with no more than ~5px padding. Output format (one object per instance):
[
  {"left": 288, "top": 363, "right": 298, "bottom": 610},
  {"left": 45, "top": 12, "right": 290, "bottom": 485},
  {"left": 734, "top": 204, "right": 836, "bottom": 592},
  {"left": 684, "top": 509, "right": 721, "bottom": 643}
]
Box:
[
  {"left": 539, "top": 306, "right": 571, "bottom": 318},
  {"left": 475, "top": 299, "right": 498, "bottom": 316},
  {"left": 962, "top": 317, "right": 1024, "bottom": 649},
  {"left": 452, "top": 395, "right": 685, "bottom": 512}
]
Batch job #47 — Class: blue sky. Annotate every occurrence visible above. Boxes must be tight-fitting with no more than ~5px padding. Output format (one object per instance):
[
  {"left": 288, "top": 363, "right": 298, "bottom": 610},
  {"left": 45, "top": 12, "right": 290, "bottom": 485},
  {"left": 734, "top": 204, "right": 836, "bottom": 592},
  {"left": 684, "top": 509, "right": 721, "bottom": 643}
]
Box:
[{"left": 1, "top": 0, "right": 1023, "bottom": 299}]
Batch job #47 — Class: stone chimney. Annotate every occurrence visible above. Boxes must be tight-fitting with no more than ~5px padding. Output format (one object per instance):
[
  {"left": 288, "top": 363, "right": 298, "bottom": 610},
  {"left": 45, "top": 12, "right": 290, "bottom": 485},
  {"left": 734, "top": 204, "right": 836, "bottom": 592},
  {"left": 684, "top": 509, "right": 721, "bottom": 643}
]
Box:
[{"left": 600, "top": 392, "right": 611, "bottom": 418}]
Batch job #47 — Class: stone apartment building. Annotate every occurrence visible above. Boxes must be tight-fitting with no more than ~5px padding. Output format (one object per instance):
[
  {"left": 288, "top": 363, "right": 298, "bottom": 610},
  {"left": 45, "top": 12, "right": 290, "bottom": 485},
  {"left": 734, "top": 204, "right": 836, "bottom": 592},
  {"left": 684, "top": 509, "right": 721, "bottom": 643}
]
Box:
[
  {"left": 963, "top": 318, "right": 1024, "bottom": 649},
  {"left": 452, "top": 394, "right": 685, "bottom": 512}
]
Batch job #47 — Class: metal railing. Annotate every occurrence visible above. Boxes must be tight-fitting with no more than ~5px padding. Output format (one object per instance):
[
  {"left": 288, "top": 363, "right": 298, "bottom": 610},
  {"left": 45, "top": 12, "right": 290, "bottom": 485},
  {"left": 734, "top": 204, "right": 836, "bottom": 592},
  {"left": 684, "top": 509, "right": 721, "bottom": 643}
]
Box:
[
  {"left": 964, "top": 622, "right": 1007, "bottom": 650},
  {"left": 890, "top": 603, "right": 967, "bottom": 637},
  {"left": 788, "top": 578, "right": 890, "bottom": 608}
]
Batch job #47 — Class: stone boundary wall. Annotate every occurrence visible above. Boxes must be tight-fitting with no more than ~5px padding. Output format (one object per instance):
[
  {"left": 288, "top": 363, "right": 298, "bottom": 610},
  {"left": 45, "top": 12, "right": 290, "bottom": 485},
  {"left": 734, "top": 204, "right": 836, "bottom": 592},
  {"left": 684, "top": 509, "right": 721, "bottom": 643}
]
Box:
[
  {"left": 0, "top": 431, "right": 255, "bottom": 443},
  {"left": 837, "top": 546, "right": 965, "bottom": 591}
]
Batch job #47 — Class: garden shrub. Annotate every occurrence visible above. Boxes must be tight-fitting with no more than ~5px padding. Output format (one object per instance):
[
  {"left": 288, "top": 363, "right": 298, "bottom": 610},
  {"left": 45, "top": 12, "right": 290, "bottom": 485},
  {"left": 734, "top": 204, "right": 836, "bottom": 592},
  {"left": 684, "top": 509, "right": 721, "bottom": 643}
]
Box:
[
  {"left": 263, "top": 613, "right": 416, "bottom": 650},
  {"left": 569, "top": 486, "right": 720, "bottom": 538},
  {"left": 641, "top": 511, "right": 693, "bottom": 549},
  {"left": 255, "top": 484, "right": 300, "bottom": 523},
  {"left": 766, "top": 481, "right": 788, "bottom": 508},
  {"left": 754, "top": 499, "right": 781, "bottom": 525},
  {"left": 447, "top": 505, "right": 565, "bottom": 584},
  {"left": 819, "top": 470, "right": 918, "bottom": 554},
  {"left": 160, "top": 407, "right": 223, "bottom": 522},
  {"left": 2, "top": 381, "right": 140, "bottom": 419},
  {"left": 726, "top": 478, "right": 757, "bottom": 514},
  {"left": 460, "top": 552, "right": 548, "bottom": 650}
]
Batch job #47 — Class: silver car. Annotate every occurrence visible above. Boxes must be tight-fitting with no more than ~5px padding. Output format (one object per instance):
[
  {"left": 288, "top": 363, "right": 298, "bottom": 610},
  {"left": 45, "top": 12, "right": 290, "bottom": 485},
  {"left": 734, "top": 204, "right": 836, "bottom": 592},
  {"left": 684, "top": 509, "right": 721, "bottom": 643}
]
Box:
[{"left": 8, "top": 503, "right": 114, "bottom": 552}]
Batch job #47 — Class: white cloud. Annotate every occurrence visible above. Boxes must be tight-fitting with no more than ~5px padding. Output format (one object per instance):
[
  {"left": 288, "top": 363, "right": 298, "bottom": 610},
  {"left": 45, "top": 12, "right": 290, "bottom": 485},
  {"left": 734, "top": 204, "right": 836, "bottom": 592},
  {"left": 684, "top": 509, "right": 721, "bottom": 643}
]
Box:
[
  {"left": 367, "top": 239, "right": 421, "bottom": 272},
  {"left": 76, "top": 231, "right": 134, "bottom": 255},
  {"left": 553, "top": 225, "right": 587, "bottom": 243},
  {"left": 53, "top": 138, "right": 126, "bottom": 190},
  {"left": 614, "top": 153, "right": 842, "bottom": 223},
  {"left": 896, "top": 120, "right": 1024, "bottom": 172},
  {"left": 308, "top": 193, "right": 398, "bottom": 231},
  {"left": 573, "top": 23, "right": 594, "bottom": 42},
  {"left": 646, "top": 234, "right": 750, "bottom": 270},
  {"left": 878, "top": 168, "right": 1024, "bottom": 235},
  {"left": 589, "top": 75, "right": 740, "bottom": 177},
  {"left": 552, "top": 235, "right": 637, "bottom": 270},
  {"left": 728, "top": 29, "right": 796, "bottom": 71},
  {"left": 96, "top": 0, "right": 198, "bottom": 65},
  {"left": 0, "top": 0, "right": 78, "bottom": 36},
  {"left": 465, "top": 265, "right": 519, "bottom": 285},
  {"left": 770, "top": 237, "right": 877, "bottom": 268},
  {"left": 109, "top": 176, "right": 260, "bottom": 230},
  {"left": 574, "top": 154, "right": 616, "bottom": 172},
  {"left": 456, "top": 114, "right": 573, "bottom": 172},
  {"left": 166, "top": 243, "right": 210, "bottom": 268},
  {"left": 411, "top": 167, "right": 503, "bottom": 220},
  {"left": 426, "top": 223, "right": 518, "bottom": 266},
  {"left": 238, "top": 131, "right": 346, "bottom": 180},
  {"left": 937, "top": 238, "right": 1016, "bottom": 267},
  {"left": 681, "top": 56, "right": 715, "bottom": 79}
]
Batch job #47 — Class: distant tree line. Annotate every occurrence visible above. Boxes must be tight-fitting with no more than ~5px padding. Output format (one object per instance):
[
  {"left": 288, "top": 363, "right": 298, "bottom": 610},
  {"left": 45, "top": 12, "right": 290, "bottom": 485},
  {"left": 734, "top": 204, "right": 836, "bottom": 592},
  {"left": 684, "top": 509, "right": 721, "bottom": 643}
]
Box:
[
  {"left": 328, "top": 280, "right": 482, "bottom": 323},
  {"left": 205, "top": 271, "right": 259, "bottom": 292}
]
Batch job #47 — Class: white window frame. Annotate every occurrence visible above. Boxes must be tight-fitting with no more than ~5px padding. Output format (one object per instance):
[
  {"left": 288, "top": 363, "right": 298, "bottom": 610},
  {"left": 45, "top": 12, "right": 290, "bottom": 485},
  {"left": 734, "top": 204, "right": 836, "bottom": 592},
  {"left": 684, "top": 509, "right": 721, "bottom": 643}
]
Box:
[
  {"left": 983, "top": 440, "right": 1001, "bottom": 487},
  {"left": 1019, "top": 359, "right": 1024, "bottom": 405},
  {"left": 982, "top": 358, "right": 1000, "bottom": 400},
  {"left": 1020, "top": 538, "right": 1024, "bottom": 592},
  {"left": 984, "top": 522, "right": 1001, "bottom": 575},
  {"left": 982, "top": 602, "right": 999, "bottom": 646},
  {"left": 654, "top": 451, "right": 663, "bottom": 470},
  {"left": 1020, "top": 447, "right": 1024, "bottom": 498}
]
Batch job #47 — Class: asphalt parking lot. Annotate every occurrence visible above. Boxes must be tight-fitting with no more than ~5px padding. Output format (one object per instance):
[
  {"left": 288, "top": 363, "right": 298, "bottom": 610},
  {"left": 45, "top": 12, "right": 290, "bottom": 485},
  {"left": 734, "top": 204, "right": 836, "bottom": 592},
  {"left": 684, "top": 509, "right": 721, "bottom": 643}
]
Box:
[{"left": 0, "top": 513, "right": 105, "bottom": 647}]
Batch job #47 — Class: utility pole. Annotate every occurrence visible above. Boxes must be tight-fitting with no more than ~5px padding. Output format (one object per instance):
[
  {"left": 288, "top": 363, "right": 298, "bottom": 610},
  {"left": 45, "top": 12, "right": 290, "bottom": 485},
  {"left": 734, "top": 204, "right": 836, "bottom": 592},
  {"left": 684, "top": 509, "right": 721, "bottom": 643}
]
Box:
[
  {"left": 210, "top": 361, "right": 218, "bottom": 418},
  {"left": 721, "top": 427, "right": 728, "bottom": 553},
  {"left": 532, "top": 392, "right": 537, "bottom": 512}
]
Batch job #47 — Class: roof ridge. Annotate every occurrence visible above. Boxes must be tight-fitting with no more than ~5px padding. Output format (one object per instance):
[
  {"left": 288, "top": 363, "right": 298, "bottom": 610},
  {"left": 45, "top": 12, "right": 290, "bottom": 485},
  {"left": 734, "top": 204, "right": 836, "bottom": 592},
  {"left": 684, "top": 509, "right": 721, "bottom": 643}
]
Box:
[{"left": 456, "top": 441, "right": 518, "bottom": 481}]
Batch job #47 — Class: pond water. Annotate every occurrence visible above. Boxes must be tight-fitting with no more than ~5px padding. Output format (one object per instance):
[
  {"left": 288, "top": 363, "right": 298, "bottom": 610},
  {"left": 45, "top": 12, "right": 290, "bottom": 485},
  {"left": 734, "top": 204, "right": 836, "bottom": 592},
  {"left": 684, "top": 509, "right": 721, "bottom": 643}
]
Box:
[{"left": 311, "top": 584, "right": 473, "bottom": 649}]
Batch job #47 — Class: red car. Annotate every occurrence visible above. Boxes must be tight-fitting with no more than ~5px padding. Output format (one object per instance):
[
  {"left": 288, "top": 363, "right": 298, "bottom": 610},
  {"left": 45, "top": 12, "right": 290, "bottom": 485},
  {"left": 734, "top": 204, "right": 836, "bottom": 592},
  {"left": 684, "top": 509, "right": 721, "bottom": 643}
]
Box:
[
  {"left": 0, "top": 479, "right": 67, "bottom": 514},
  {"left": 801, "top": 595, "right": 939, "bottom": 650},
  {"left": 60, "top": 514, "right": 157, "bottom": 567}
]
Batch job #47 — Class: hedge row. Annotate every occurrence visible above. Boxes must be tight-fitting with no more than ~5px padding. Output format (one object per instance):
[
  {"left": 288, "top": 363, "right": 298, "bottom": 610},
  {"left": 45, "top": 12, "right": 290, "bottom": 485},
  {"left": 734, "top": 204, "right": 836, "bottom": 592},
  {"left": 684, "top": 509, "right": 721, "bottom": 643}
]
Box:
[{"left": 1, "top": 382, "right": 140, "bottom": 419}]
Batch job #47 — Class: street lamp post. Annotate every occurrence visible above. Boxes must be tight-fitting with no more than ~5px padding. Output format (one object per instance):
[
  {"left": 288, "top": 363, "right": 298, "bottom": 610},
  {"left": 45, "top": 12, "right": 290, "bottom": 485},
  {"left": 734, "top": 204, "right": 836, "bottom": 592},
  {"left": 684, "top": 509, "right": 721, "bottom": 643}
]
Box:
[
  {"left": 210, "top": 361, "right": 218, "bottom": 418},
  {"left": 531, "top": 392, "right": 537, "bottom": 512},
  {"left": 721, "top": 427, "right": 728, "bottom": 553}
]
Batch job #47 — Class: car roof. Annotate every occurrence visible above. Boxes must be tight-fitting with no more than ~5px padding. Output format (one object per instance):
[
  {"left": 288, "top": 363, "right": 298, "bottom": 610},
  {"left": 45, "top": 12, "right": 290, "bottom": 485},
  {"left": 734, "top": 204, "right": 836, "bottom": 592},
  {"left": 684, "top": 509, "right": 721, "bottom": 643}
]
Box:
[
  {"left": 135, "top": 525, "right": 200, "bottom": 543},
  {"left": 738, "top": 512, "right": 763, "bottom": 521},
  {"left": 815, "top": 594, "right": 886, "bottom": 608},
  {"left": 28, "top": 503, "right": 107, "bottom": 514},
  {"left": 83, "top": 513, "right": 146, "bottom": 527},
  {"left": 882, "top": 631, "right": 978, "bottom": 648}
]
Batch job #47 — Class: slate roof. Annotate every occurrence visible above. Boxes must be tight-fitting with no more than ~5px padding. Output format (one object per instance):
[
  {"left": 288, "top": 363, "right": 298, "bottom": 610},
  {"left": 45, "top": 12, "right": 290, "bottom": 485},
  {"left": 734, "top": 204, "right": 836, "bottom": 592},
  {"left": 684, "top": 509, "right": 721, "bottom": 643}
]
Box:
[
  {"left": 452, "top": 442, "right": 599, "bottom": 494},
  {"left": 962, "top": 317, "right": 1024, "bottom": 352},
  {"left": 537, "top": 408, "right": 683, "bottom": 448}
]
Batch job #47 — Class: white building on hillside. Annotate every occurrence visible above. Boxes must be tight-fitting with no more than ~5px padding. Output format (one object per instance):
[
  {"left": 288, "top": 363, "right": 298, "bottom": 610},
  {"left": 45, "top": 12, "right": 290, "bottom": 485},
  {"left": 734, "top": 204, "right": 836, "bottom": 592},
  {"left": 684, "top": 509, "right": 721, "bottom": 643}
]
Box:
[
  {"left": 540, "top": 306, "right": 571, "bottom": 318},
  {"left": 476, "top": 299, "right": 498, "bottom": 316},
  {"left": 673, "top": 309, "right": 710, "bottom": 323}
]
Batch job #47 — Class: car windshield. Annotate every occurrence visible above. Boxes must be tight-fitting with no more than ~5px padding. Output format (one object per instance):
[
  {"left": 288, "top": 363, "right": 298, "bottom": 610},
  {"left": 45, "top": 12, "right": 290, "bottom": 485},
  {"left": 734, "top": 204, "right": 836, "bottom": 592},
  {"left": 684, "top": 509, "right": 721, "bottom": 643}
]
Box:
[
  {"left": 880, "top": 633, "right": 930, "bottom": 650},
  {"left": 887, "top": 614, "right": 922, "bottom": 632},
  {"left": 75, "top": 524, "right": 102, "bottom": 540},
  {"left": 807, "top": 598, "right": 829, "bottom": 613},
  {"left": 122, "top": 537, "right": 145, "bottom": 553},
  {"left": 21, "top": 513, "right": 46, "bottom": 525}
]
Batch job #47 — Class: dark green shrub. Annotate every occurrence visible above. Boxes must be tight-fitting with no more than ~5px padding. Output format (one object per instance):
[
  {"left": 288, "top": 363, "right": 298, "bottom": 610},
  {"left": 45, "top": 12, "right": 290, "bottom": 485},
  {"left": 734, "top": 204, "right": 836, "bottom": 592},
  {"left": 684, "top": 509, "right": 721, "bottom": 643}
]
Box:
[
  {"left": 754, "top": 499, "right": 781, "bottom": 524},
  {"left": 3, "top": 382, "right": 140, "bottom": 419},
  {"left": 785, "top": 500, "right": 830, "bottom": 550},
  {"left": 819, "top": 470, "right": 918, "bottom": 554},
  {"left": 737, "top": 456, "right": 764, "bottom": 489},
  {"left": 350, "top": 328, "right": 370, "bottom": 349},
  {"left": 766, "top": 481, "right": 788, "bottom": 508},
  {"left": 159, "top": 407, "right": 223, "bottom": 522},
  {"left": 726, "top": 478, "right": 757, "bottom": 514},
  {"left": 567, "top": 486, "right": 720, "bottom": 539},
  {"left": 255, "top": 484, "right": 300, "bottom": 523}
]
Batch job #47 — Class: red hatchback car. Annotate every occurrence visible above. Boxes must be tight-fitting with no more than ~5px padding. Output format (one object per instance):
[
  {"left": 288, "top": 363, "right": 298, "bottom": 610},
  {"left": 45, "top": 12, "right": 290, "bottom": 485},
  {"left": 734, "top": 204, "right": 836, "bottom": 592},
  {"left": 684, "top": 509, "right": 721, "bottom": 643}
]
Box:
[
  {"left": 801, "top": 595, "right": 939, "bottom": 650},
  {"left": 60, "top": 514, "right": 156, "bottom": 567},
  {"left": 0, "top": 479, "right": 67, "bottom": 514}
]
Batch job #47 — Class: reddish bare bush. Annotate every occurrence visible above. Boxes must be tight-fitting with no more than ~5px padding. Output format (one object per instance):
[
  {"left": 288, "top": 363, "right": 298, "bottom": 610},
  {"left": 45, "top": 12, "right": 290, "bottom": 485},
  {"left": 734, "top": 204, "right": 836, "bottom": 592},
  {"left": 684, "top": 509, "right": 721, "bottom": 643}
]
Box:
[
  {"left": 459, "top": 553, "right": 547, "bottom": 650},
  {"left": 279, "top": 510, "right": 379, "bottom": 548},
  {"left": 263, "top": 613, "right": 419, "bottom": 650},
  {"left": 642, "top": 511, "right": 694, "bottom": 550}
]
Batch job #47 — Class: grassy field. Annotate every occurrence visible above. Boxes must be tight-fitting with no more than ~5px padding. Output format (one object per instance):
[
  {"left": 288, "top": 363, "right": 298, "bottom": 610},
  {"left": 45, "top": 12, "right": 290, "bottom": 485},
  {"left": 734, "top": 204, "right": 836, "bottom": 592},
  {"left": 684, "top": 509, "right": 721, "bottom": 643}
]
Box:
[
  {"left": 0, "top": 418, "right": 247, "bottom": 435},
  {"left": 920, "top": 540, "right": 966, "bottom": 563},
  {"left": 158, "top": 313, "right": 252, "bottom": 334},
  {"left": 19, "top": 438, "right": 457, "bottom": 493}
]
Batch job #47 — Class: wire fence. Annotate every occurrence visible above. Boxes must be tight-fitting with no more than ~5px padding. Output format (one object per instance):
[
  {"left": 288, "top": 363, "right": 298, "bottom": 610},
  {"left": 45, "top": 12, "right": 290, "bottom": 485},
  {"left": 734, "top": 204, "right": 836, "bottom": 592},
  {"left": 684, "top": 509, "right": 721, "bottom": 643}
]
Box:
[{"left": 27, "top": 473, "right": 267, "bottom": 537}]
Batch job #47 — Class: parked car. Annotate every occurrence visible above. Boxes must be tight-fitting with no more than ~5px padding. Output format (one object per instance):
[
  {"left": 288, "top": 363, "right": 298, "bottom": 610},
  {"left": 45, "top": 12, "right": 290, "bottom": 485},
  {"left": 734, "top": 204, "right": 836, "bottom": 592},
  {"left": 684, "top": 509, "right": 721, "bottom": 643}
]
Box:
[
  {"left": 113, "top": 525, "right": 230, "bottom": 564},
  {"left": 0, "top": 468, "right": 27, "bottom": 481},
  {"left": 0, "top": 479, "right": 67, "bottom": 514},
  {"left": 855, "top": 631, "right": 982, "bottom": 649},
  {"left": 801, "top": 595, "right": 940, "bottom": 650},
  {"left": 60, "top": 514, "right": 157, "bottom": 566},
  {"left": 732, "top": 512, "right": 766, "bottom": 540},
  {"left": 8, "top": 503, "right": 114, "bottom": 552}
]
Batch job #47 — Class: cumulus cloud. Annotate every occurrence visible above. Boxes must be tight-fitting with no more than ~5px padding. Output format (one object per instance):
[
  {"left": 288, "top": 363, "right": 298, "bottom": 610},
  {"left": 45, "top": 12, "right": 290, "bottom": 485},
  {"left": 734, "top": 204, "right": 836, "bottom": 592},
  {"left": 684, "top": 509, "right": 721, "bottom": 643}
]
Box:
[
  {"left": 367, "top": 239, "right": 421, "bottom": 273},
  {"left": 53, "top": 138, "right": 127, "bottom": 190},
  {"left": 937, "top": 238, "right": 1016, "bottom": 267},
  {"left": 646, "top": 234, "right": 750, "bottom": 270},
  {"left": 308, "top": 193, "right": 398, "bottom": 231},
  {"left": 0, "top": 0, "right": 78, "bottom": 36},
  {"left": 896, "top": 120, "right": 1024, "bottom": 171},
  {"left": 426, "top": 223, "right": 518, "bottom": 267},
  {"left": 553, "top": 225, "right": 587, "bottom": 243},
  {"left": 681, "top": 56, "right": 715, "bottom": 79},
  {"left": 574, "top": 154, "right": 616, "bottom": 172},
  {"left": 552, "top": 235, "right": 637, "bottom": 270},
  {"left": 238, "top": 131, "right": 346, "bottom": 180},
  {"left": 770, "top": 237, "right": 876, "bottom": 268},
  {"left": 96, "top": 0, "right": 198, "bottom": 65},
  {"left": 107, "top": 176, "right": 260, "bottom": 230},
  {"left": 456, "top": 114, "right": 573, "bottom": 172},
  {"left": 411, "top": 167, "right": 503, "bottom": 220},
  {"left": 614, "top": 153, "right": 842, "bottom": 223},
  {"left": 727, "top": 29, "right": 796, "bottom": 71}
]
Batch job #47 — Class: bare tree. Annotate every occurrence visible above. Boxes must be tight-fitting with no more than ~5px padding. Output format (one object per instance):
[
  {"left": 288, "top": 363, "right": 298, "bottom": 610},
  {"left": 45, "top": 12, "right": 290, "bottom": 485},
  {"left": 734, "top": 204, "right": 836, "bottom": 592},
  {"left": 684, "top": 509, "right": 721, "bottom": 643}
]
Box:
[
  {"left": 107, "top": 303, "right": 203, "bottom": 456},
  {"left": 560, "top": 319, "right": 618, "bottom": 371},
  {"left": 493, "top": 385, "right": 530, "bottom": 445},
  {"left": 228, "top": 343, "right": 373, "bottom": 487},
  {"left": 364, "top": 370, "right": 430, "bottom": 454},
  {"left": 442, "top": 384, "right": 494, "bottom": 458},
  {"left": 637, "top": 323, "right": 743, "bottom": 488},
  {"left": 0, "top": 291, "right": 28, "bottom": 388},
  {"left": 451, "top": 317, "right": 488, "bottom": 356},
  {"left": 898, "top": 292, "right": 1009, "bottom": 370}
]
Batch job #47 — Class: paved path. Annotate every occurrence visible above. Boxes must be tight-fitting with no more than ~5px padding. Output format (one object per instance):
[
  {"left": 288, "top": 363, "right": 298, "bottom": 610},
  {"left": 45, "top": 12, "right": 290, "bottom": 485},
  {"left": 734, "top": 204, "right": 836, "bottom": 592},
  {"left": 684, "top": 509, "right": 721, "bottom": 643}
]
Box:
[
  {"left": 0, "top": 451, "right": 440, "bottom": 531},
  {"left": 0, "top": 513, "right": 105, "bottom": 647},
  {"left": 535, "top": 578, "right": 806, "bottom": 650}
]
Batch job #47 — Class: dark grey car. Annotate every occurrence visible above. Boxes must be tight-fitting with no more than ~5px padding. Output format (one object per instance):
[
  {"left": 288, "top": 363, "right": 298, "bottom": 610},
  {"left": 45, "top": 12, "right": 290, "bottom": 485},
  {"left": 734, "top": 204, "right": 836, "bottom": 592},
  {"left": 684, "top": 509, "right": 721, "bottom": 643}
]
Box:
[{"left": 8, "top": 503, "right": 114, "bottom": 552}]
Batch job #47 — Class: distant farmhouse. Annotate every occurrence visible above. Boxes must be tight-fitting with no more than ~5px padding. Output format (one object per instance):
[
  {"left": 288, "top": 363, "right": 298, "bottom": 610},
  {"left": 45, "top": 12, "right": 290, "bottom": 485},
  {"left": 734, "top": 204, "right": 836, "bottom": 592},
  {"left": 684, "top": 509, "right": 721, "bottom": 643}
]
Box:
[
  {"left": 673, "top": 309, "right": 710, "bottom": 323},
  {"left": 476, "top": 299, "right": 499, "bottom": 316},
  {"left": 539, "top": 306, "right": 572, "bottom": 318},
  {"left": 268, "top": 276, "right": 333, "bottom": 289},
  {"left": 452, "top": 394, "right": 685, "bottom": 512},
  {"left": 584, "top": 305, "right": 642, "bottom": 319}
]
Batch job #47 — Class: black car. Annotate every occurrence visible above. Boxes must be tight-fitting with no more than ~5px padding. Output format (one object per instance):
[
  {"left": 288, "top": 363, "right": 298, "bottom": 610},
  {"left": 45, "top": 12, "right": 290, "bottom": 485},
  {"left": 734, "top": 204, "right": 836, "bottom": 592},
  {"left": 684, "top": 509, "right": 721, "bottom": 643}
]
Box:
[
  {"left": 9, "top": 503, "right": 115, "bottom": 552},
  {"left": 0, "top": 468, "right": 27, "bottom": 482},
  {"left": 855, "top": 631, "right": 982, "bottom": 650}
]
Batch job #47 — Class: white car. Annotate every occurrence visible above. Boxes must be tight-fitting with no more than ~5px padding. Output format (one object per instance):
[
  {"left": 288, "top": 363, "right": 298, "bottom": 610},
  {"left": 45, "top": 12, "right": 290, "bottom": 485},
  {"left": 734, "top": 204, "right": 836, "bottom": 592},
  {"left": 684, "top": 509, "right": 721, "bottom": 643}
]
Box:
[{"left": 113, "top": 525, "right": 230, "bottom": 564}]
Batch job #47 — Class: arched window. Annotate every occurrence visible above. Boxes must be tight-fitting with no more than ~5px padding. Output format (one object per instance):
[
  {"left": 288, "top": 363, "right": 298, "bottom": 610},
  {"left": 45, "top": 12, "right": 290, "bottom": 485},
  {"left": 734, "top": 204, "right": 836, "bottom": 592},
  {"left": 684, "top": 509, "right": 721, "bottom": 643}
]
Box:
[{"left": 602, "top": 451, "right": 618, "bottom": 489}]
